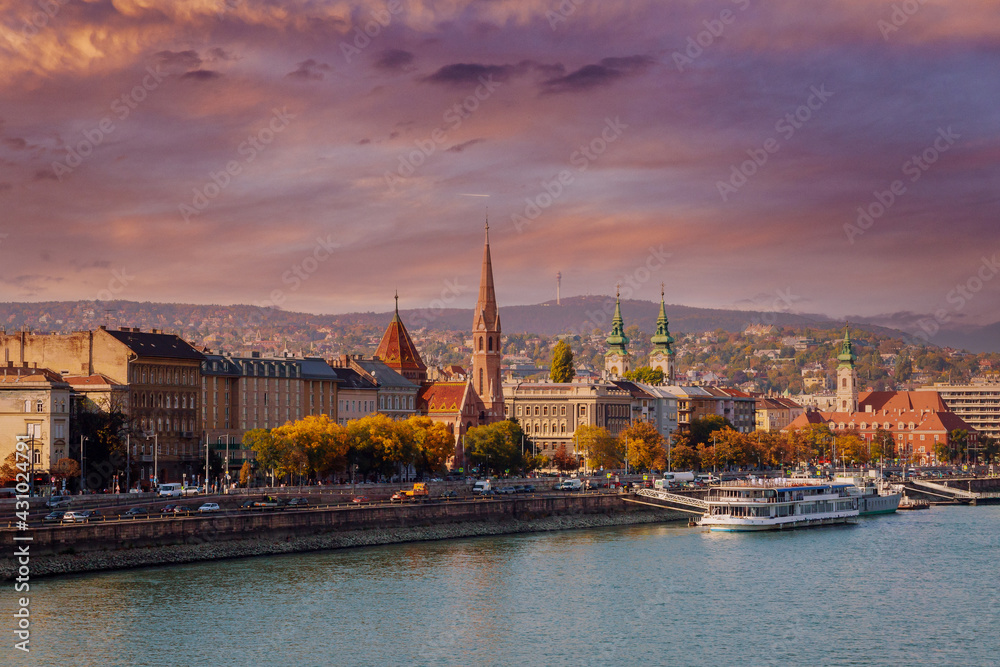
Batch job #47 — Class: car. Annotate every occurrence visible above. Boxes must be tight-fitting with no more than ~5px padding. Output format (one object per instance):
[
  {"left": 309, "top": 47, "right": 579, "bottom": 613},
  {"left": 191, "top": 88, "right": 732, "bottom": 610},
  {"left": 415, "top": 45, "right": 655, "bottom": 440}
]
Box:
[
  {"left": 513, "top": 485, "right": 526, "bottom": 493},
  {"left": 523, "top": 484, "right": 536, "bottom": 493},
  {"left": 499, "top": 486, "right": 516, "bottom": 495},
  {"left": 430, "top": 477, "right": 444, "bottom": 482},
  {"left": 198, "top": 503, "right": 220, "bottom": 513},
  {"left": 124, "top": 507, "right": 148, "bottom": 516},
  {"left": 45, "top": 495, "right": 72, "bottom": 509},
  {"left": 239, "top": 500, "right": 256, "bottom": 510},
  {"left": 172, "top": 505, "right": 193, "bottom": 515},
  {"left": 160, "top": 504, "right": 177, "bottom": 514},
  {"left": 351, "top": 496, "right": 369, "bottom": 504},
  {"left": 43, "top": 510, "right": 66, "bottom": 523},
  {"left": 62, "top": 509, "right": 101, "bottom": 523},
  {"left": 390, "top": 492, "right": 405, "bottom": 502},
  {"left": 286, "top": 497, "right": 309, "bottom": 507},
  {"left": 441, "top": 490, "right": 458, "bottom": 499}
]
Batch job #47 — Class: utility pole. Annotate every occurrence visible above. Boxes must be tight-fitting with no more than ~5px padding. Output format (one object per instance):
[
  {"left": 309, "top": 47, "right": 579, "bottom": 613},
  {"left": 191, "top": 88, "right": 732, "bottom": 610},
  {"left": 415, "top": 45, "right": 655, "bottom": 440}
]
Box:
[
  {"left": 153, "top": 432, "right": 158, "bottom": 488},
  {"left": 205, "top": 436, "right": 210, "bottom": 493},
  {"left": 80, "top": 434, "right": 85, "bottom": 494},
  {"left": 126, "top": 433, "right": 131, "bottom": 492}
]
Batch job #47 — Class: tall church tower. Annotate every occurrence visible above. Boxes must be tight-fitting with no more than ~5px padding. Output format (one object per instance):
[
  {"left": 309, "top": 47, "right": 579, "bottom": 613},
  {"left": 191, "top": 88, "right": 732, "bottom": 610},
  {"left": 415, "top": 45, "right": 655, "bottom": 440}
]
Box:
[
  {"left": 471, "top": 222, "right": 504, "bottom": 420},
  {"left": 836, "top": 325, "right": 858, "bottom": 413},
  {"left": 649, "top": 285, "right": 675, "bottom": 384},
  {"left": 604, "top": 288, "right": 630, "bottom": 380}
]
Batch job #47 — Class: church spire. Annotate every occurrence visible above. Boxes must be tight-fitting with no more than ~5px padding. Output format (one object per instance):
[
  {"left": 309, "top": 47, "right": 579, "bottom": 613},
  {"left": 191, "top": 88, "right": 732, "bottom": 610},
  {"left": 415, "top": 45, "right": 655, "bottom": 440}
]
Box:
[
  {"left": 837, "top": 323, "right": 856, "bottom": 369},
  {"left": 604, "top": 286, "right": 630, "bottom": 379},
  {"left": 649, "top": 283, "right": 675, "bottom": 384},
  {"left": 472, "top": 219, "right": 503, "bottom": 420}
]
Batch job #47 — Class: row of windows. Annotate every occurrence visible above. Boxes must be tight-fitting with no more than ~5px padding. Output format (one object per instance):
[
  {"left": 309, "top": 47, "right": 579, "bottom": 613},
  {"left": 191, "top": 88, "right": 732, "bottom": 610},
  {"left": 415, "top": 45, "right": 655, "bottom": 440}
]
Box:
[
  {"left": 831, "top": 421, "right": 924, "bottom": 431},
  {"left": 131, "top": 365, "right": 197, "bottom": 386},
  {"left": 513, "top": 404, "right": 588, "bottom": 418},
  {"left": 138, "top": 416, "right": 195, "bottom": 434},
  {"left": 134, "top": 392, "right": 197, "bottom": 410},
  {"left": 380, "top": 394, "right": 414, "bottom": 411}
]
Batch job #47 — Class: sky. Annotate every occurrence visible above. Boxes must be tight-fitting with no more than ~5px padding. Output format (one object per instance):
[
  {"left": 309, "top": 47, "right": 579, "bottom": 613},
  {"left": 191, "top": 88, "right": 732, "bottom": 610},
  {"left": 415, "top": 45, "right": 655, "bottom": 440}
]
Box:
[{"left": 1, "top": 0, "right": 998, "bottom": 333}]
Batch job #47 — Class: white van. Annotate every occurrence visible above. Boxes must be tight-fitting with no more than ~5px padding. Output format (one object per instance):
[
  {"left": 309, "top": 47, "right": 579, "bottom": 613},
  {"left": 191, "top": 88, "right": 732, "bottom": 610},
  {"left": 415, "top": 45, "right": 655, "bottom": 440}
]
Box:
[
  {"left": 158, "top": 483, "right": 183, "bottom": 498},
  {"left": 472, "top": 480, "right": 492, "bottom": 495},
  {"left": 557, "top": 478, "right": 582, "bottom": 491}
]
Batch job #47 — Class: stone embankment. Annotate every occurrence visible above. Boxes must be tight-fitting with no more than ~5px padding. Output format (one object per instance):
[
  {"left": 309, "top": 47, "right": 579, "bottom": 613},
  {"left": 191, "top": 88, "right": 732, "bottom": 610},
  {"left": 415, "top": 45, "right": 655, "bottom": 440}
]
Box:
[{"left": 2, "top": 495, "right": 684, "bottom": 579}]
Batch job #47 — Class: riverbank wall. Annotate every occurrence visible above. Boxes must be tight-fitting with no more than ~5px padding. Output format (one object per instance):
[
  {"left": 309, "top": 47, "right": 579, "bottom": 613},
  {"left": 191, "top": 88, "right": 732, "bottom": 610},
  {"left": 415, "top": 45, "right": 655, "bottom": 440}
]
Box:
[{"left": 2, "top": 494, "right": 685, "bottom": 579}]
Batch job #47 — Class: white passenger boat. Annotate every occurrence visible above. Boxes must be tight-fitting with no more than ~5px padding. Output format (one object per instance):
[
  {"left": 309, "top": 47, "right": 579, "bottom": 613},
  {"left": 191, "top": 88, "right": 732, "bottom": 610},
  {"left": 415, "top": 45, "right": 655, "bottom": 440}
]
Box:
[
  {"left": 698, "top": 481, "right": 859, "bottom": 532},
  {"left": 834, "top": 476, "right": 901, "bottom": 515}
]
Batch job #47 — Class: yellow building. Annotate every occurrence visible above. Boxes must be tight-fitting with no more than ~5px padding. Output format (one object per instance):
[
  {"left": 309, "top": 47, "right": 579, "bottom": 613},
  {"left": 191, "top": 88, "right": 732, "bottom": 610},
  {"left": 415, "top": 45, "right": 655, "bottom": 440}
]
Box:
[{"left": 0, "top": 364, "right": 71, "bottom": 487}]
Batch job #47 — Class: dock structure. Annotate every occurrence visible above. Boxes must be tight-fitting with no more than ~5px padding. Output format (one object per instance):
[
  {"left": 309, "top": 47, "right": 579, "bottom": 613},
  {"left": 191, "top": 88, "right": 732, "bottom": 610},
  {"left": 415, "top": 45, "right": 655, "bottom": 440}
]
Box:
[
  {"left": 904, "top": 479, "right": 1000, "bottom": 505},
  {"left": 626, "top": 488, "right": 709, "bottom": 515}
]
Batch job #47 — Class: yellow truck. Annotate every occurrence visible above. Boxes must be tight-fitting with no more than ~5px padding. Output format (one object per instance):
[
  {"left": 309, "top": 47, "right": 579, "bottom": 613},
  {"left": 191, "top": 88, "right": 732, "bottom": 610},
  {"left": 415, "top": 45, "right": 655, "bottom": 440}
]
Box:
[{"left": 391, "top": 482, "right": 430, "bottom": 502}]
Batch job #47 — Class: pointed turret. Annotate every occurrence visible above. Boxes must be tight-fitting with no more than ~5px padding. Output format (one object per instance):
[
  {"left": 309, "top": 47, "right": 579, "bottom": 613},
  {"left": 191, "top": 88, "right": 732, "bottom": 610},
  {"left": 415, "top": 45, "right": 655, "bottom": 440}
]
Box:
[
  {"left": 837, "top": 325, "right": 856, "bottom": 368},
  {"left": 374, "top": 292, "right": 427, "bottom": 383},
  {"left": 471, "top": 220, "right": 504, "bottom": 419},
  {"left": 604, "top": 287, "right": 630, "bottom": 379},
  {"left": 649, "top": 284, "right": 675, "bottom": 383}
]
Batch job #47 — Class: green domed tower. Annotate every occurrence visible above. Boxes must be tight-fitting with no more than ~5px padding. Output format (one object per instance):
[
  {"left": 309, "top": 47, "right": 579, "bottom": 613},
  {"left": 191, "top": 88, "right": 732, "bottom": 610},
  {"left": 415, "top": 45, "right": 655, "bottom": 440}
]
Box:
[
  {"left": 604, "top": 288, "right": 630, "bottom": 380},
  {"left": 836, "top": 325, "right": 858, "bottom": 413},
  {"left": 649, "top": 285, "right": 675, "bottom": 384}
]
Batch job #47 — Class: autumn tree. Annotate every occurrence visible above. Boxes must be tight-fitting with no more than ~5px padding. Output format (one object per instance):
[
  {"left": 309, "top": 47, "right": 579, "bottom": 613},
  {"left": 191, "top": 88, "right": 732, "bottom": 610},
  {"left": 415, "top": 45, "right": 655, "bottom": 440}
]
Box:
[
  {"left": 465, "top": 420, "right": 529, "bottom": 476},
  {"left": 688, "top": 415, "right": 732, "bottom": 447},
  {"left": 620, "top": 420, "right": 666, "bottom": 471},
  {"left": 405, "top": 416, "right": 455, "bottom": 475},
  {"left": 52, "top": 458, "right": 81, "bottom": 481},
  {"left": 577, "top": 424, "right": 621, "bottom": 470},
  {"left": 244, "top": 428, "right": 285, "bottom": 486},
  {"left": 550, "top": 339, "right": 575, "bottom": 383},
  {"left": 551, "top": 444, "right": 579, "bottom": 473}
]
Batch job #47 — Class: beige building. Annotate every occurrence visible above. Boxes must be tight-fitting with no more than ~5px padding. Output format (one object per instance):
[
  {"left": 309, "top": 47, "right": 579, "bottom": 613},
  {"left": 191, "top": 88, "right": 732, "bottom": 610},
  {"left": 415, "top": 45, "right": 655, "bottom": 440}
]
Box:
[
  {"left": 0, "top": 327, "right": 204, "bottom": 483},
  {"left": 503, "top": 381, "right": 633, "bottom": 463},
  {"left": 0, "top": 364, "right": 71, "bottom": 485},
  {"left": 755, "top": 396, "right": 805, "bottom": 431}
]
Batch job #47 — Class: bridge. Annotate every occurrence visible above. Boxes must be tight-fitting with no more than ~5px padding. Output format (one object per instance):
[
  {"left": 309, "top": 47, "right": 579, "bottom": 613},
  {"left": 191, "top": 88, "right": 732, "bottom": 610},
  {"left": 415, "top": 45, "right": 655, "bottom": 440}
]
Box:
[
  {"left": 625, "top": 488, "right": 709, "bottom": 515},
  {"left": 905, "top": 479, "right": 1000, "bottom": 505}
]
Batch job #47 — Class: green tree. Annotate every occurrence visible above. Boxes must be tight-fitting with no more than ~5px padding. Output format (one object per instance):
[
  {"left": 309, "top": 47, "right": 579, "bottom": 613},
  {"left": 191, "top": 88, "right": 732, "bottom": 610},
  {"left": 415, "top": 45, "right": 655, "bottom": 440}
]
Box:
[
  {"left": 466, "top": 420, "right": 528, "bottom": 476},
  {"left": 244, "top": 428, "right": 285, "bottom": 486},
  {"left": 688, "top": 415, "right": 732, "bottom": 447},
  {"left": 550, "top": 339, "right": 575, "bottom": 383},
  {"left": 624, "top": 366, "right": 665, "bottom": 384}
]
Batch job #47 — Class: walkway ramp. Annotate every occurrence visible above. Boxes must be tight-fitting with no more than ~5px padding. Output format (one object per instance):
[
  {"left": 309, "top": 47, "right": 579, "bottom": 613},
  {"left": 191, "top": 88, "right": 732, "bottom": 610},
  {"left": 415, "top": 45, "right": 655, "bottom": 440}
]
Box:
[
  {"left": 909, "top": 479, "right": 978, "bottom": 499},
  {"left": 630, "top": 488, "right": 708, "bottom": 515}
]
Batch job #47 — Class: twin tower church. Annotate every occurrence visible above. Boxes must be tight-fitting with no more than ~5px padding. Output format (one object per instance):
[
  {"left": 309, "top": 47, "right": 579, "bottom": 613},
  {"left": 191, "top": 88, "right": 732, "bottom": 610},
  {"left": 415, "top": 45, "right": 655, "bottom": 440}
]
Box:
[{"left": 372, "top": 223, "right": 680, "bottom": 461}]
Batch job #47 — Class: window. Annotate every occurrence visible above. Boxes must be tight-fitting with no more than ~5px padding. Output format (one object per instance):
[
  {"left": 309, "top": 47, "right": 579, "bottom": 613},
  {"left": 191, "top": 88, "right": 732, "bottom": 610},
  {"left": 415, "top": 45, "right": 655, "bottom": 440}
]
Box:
[
  {"left": 561, "top": 406, "right": 566, "bottom": 416},
  {"left": 36, "top": 400, "right": 44, "bottom": 413},
  {"left": 478, "top": 337, "right": 483, "bottom": 351},
  {"left": 543, "top": 406, "right": 548, "bottom": 416},
  {"left": 23, "top": 400, "right": 30, "bottom": 413},
  {"left": 488, "top": 336, "right": 493, "bottom": 351}
]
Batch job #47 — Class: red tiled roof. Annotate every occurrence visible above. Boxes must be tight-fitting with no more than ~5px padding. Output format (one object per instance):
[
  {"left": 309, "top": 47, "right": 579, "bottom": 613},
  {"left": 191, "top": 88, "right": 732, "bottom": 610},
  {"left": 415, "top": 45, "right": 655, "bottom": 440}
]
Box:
[
  {"left": 63, "top": 374, "right": 122, "bottom": 386},
  {"left": 374, "top": 312, "right": 427, "bottom": 374},
  {"left": 417, "top": 382, "right": 470, "bottom": 414},
  {"left": 859, "top": 390, "right": 947, "bottom": 412}
]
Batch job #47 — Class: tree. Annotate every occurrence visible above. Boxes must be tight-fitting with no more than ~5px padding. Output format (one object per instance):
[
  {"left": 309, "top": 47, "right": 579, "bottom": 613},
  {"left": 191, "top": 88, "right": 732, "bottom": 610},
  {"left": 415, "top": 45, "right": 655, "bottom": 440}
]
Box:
[
  {"left": 669, "top": 443, "right": 700, "bottom": 470},
  {"left": 465, "top": 420, "right": 527, "bottom": 477},
  {"left": 688, "top": 415, "right": 732, "bottom": 448},
  {"left": 244, "top": 428, "right": 285, "bottom": 486},
  {"left": 52, "top": 458, "right": 81, "bottom": 481},
  {"left": 551, "top": 444, "right": 578, "bottom": 473},
  {"left": 405, "top": 416, "right": 456, "bottom": 476},
  {"left": 933, "top": 441, "right": 951, "bottom": 465},
  {"left": 0, "top": 452, "right": 20, "bottom": 484},
  {"left": 624, "top": 366, "right": 665, "bottom": 385},
  {"left": 239, "top": 460, "right": 254, "bottom": 487},
  {"left": 620, "top": 420, "right": 666, "bottom": 471},
  {"left": 550, "top": 339, "right": 575, "bottom": 383},
  {"left": 577, "top": 424, "right": 621, "bottom": 470}
]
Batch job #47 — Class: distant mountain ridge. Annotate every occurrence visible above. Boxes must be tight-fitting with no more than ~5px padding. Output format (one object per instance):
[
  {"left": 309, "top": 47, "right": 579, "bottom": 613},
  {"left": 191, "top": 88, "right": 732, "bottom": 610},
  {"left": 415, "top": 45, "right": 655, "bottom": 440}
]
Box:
[{"left": 0, "top": 297, "right": 994, "bottom": 352}]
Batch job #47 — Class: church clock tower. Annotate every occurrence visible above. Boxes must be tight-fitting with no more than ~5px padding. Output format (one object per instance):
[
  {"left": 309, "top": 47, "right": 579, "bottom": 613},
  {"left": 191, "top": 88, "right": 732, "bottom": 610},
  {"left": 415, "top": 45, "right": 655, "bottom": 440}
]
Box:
[
  {"left": 649, "top": 285, "right": 675, "bottom": 384},
  {"left": 836, "top": 325, "right": 858, "bottom": 413},
  {"left": 604, "top": 288, "right": 630, "bottom": 380},
  {"left": 471, "top": 222, "right": 504, "bottom": 420}
]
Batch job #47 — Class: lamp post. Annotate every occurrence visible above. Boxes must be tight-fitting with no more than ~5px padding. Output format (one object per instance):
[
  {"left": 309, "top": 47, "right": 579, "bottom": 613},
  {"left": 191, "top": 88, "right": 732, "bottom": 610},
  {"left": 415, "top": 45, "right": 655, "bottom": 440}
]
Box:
[{"left": 80, "top": 434, "right": 86, "bottom": 494}]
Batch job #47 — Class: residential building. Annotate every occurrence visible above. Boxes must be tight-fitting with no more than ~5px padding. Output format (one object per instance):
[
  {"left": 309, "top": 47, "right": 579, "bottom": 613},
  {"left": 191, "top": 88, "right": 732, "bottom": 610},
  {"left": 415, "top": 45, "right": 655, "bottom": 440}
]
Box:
[
  {"left": 917, "top": 376, "right": 1000, "bottom": 439},
  {"left": 755, "top": 396, "right": 805, "bottom": 431},
  {"left": 660, "top": 385, "right": 718, "bottom": 432},
  {"left": 703, "top": 386, "right": 757, "bottom": 433},
  {"left": 200, "top": 352, "right": 341, "bottom": 477},
  {"left": 0, "top": 327, "right": 204, "bottom": 483},
  {"left": 0, "top": 364, "right": 71, "bottom": 483},
  {"left": 333, "top": 355, "right": 419, "bottom": 420},
  {"left": 612, "top": 380, "right": 678, "bottom": 441},
  {"left": 329, "top": 366, "right": 379, "bottom": 425}
]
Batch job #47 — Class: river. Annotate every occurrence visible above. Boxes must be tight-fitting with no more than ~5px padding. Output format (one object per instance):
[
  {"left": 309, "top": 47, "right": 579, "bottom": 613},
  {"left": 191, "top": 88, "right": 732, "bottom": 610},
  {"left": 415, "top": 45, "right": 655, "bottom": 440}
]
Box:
[{"left": 20, "top": 505, "right": 1000, "bottom": 666}]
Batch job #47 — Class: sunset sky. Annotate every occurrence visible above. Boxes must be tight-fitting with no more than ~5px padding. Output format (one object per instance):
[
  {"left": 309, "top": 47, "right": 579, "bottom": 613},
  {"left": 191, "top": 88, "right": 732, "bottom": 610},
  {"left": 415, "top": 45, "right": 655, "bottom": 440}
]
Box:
[{"left": 1, "top": 0, "right": 998, "bottom": 332}]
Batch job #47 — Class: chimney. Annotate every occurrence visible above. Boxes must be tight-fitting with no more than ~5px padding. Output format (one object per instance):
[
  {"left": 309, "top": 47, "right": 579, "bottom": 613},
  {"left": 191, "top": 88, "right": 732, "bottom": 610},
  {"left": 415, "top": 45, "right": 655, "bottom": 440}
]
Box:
[
  {"left": 120, "top": 326, "right": 129, "bottom": 331},
  {"left": 99, "top": 325, "right": 107, "bottom": 330},
  {"left": 22, "top": 362, "right": 28, "bottom": 368}
]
